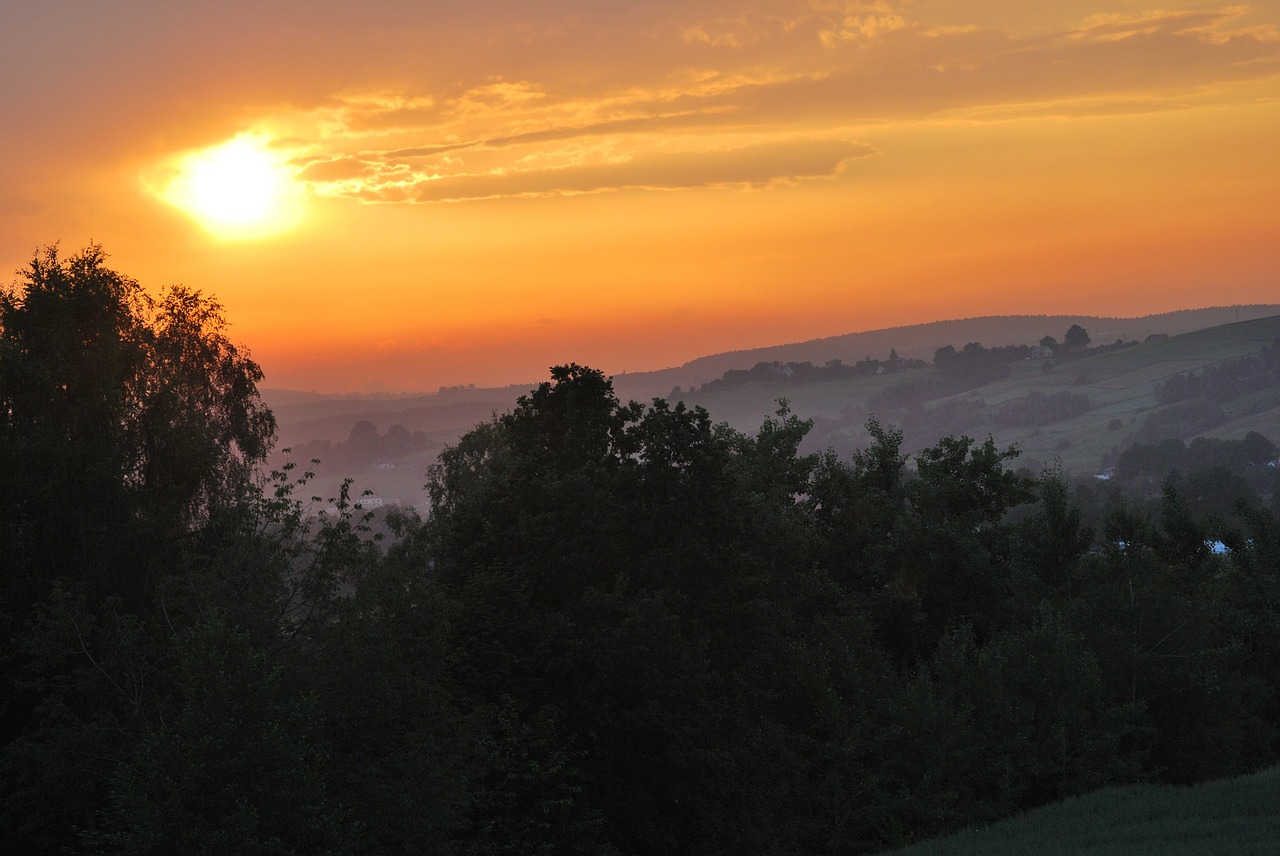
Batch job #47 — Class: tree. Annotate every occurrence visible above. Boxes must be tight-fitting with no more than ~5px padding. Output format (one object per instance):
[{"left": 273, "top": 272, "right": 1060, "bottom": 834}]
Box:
[
  {"left": 1014, "top": 469, "right": 1093, "bottom": 597},
  {"left": 416, "top": 366, "right": 892, "bottom": 853},
  {"left": 1064, "top": 324, "right": 1091, "bottom": 349},
  {"left": 892, "top": 436, "right": 1034, "bottom": 658},
  {"left": 0, "top": 244, "right": 275, "bottom": 612},
  {"left": 1, "top": 246, "right": 278, "bottom": 850},
  {"left": 88, "top": 616, "right": 357, "bottom": 854}
]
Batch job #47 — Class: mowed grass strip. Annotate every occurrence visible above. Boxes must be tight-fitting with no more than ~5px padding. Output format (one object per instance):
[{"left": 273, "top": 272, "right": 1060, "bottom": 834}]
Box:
[{"left": 880, "top": 765, "right": 1280, "bottom": 856}]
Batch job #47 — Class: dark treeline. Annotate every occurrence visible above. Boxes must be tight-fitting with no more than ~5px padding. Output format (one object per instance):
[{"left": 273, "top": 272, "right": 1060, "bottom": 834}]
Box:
[
  {"left": 1115, "top": 433, "right": 1277, "bottom": 487},
  {"left": 4, "top": 249, "right": 1280, "bottom": 854},
  {"left": 932, "top": 340, "right": 1028, "bottom": 387},
  {"left": 688, "top": 324, "right": 1140, "bottom": 403},
  {"left": 1116, "top": 340, "right": 1280, "bottom": 447},
  {"left": 861, "top": 333, "right": 1106, "bottom": 446},
  {"left": 1155, "top": 339, "right": 1280, "bottom": 408},
  {"left": 687, "top": 327, "right": 1154, "bottom": 457},
  {"left": 686, "top": 351, "right": 930, "bottom": 397},
  {"left": 291, "top": 419, "right": 431, "bottom": 472},
  {"left": 1077, "top": 433, "right": 1280, "bottom": 536}
]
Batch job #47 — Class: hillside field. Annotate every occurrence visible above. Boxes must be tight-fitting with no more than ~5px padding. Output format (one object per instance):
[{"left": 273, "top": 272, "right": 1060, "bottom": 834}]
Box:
[
  {"left": 683, "top": 314, "right": 1280, "bottom": 473},
  {"left": 881, "top": 765, "right": 1280, "bottom": 856}
]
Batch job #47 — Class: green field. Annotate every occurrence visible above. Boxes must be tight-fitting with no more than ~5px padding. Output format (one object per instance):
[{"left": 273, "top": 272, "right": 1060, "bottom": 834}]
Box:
[
  {"left": 685, "top": 314, "right": 1280, "bottom": 473},
  {"left": 880, "top": 766, "right": 1280, "bottom": 856}
]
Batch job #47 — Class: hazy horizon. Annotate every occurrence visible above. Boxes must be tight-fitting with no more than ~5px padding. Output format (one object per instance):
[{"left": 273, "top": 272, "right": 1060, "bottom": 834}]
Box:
[{"left": 256, "top": 303, "right": 1280, "bottom": 396}]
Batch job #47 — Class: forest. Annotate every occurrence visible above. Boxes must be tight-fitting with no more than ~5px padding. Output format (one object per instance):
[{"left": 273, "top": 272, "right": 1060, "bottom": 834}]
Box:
[{"left": 4, "top": 247, "right": 1280, "bottom": 854}]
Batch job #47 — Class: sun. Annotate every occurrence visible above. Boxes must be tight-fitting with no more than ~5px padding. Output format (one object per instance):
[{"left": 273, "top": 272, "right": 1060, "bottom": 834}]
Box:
[{"left": 156, "top": 133, "right": 305, "bottom": 240}]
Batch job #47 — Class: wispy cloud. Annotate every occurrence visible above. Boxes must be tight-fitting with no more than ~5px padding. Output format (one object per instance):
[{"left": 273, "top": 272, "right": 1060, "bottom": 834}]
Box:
[
  {"left": 318, "top": 138, "right": 872, "bottom": 204},
  {"left": 235, "top": 3, "right": 1280, "bottom": 204}
]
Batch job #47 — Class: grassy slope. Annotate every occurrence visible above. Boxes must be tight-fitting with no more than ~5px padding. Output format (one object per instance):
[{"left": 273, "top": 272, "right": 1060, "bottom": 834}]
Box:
[
  {"left": 685, "top": 314, "right": 1280, "bottom": 473},
  {"left": 961, "top": 314, "right": 1280, "bottom": 472},
  {"left": 880, "top": 766, "right": 1280, "bottom": 856},
  {"left": 673, "top": 307, "right": 1280, "bottom": 379}
]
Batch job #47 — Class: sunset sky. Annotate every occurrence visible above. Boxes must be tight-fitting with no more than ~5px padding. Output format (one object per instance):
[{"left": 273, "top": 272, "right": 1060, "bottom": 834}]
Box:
[{"left": 2, "top": 1, "right": 1278, "bottom": 392}]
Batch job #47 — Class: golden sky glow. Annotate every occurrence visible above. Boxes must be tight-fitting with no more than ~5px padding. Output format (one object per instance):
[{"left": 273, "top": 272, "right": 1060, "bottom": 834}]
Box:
[{"left": 2, "top": 1, "right": 1278, "bottom": 391}]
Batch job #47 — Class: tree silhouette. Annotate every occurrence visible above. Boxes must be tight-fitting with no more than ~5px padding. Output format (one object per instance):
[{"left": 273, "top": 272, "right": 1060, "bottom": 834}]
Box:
[
  {"left": 1064, "top": 324, "right": 1091, "bottom": 348},
  {"left": 0, "top": 245, "right": 274, "bottom": 612},
  {"left": 1, "top": 246, "right": 279, "bottom": 851}
]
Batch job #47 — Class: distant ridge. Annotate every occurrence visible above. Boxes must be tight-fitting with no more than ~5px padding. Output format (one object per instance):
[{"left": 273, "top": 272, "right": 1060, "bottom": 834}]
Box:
[
  {"left": 667, "top": 312, "right": 1280, "bottom": 474},
  {"left": 265, "top": 305, "right": 1280, "bottom": 445},
  {"left": 610, "top": 306, "right": 1280, "bottom": 400}
]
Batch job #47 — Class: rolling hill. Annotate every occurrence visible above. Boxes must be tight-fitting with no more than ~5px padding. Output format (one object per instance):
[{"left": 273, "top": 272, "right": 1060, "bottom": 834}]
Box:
[
  {"left": 879, "top": 765, "right": 1280, "bottom": 856},
  {"left": 261, "top": 307, "right": 1280, "bottom": 503},
  {"left": 609, "top": 305, "right": 1280, "bottom": 401},
  {"left": 679, "top": 313, "right": 1280, "bottom": 474}
]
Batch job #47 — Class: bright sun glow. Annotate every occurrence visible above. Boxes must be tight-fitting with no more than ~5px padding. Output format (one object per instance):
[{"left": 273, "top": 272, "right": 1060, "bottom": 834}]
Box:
[{"left": 157, "top": 133, "right": 305, "bottom": 240}]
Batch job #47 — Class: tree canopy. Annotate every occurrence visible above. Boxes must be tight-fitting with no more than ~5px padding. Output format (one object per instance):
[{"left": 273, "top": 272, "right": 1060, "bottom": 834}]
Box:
[
  {"left": 1064, "top": 323, "right": 1091, "bottom": 348},
  {"left": 0, "top": 245, "right": 275, "bottom": 612}
]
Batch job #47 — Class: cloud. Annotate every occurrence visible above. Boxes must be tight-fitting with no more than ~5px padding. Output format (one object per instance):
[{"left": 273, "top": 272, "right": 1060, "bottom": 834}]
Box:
[
  {"left": 295, "top": 156, "right": 377, "bottom": 182},
  {"left": 21, "top": 0, "right": 1264, "bottom": 221},
  {"left": 308, "top": 6, "right": 1280, "bottom": 140},
  {"left": 1069, "top": 7, "right": 1267, "bottom": 43},
  {"left": 341, "top": 138, "right": 875, "bottom": 203},
  {"left": 678, "top": 6, "right": 1280, "bottom": 124},
  {"left": 253, "top": 4, "right": 1278, "bottom": 207},
  {"left": 380, "top": 111, "right": 738, "bottom": 160}
]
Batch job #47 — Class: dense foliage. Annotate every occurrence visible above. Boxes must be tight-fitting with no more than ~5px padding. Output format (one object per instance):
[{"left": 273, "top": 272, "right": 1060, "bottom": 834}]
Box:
[
  {"left": 689, "top": 352, "right": 928, "bottom": 396},
  {"left": 1155, "top": 340, "right": 1280, "bottom": 407},
  {"left": 289, "top": 419, "right": 432, "bottom": 472},
  {"left": 3, "top": 251, "right": 1279, "bottom": 853}
]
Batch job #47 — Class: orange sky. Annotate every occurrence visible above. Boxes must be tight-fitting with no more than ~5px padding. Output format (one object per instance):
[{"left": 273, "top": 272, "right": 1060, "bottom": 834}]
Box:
[{"left": 2, "top": 1, "right": 1278, "bottom": 391}]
